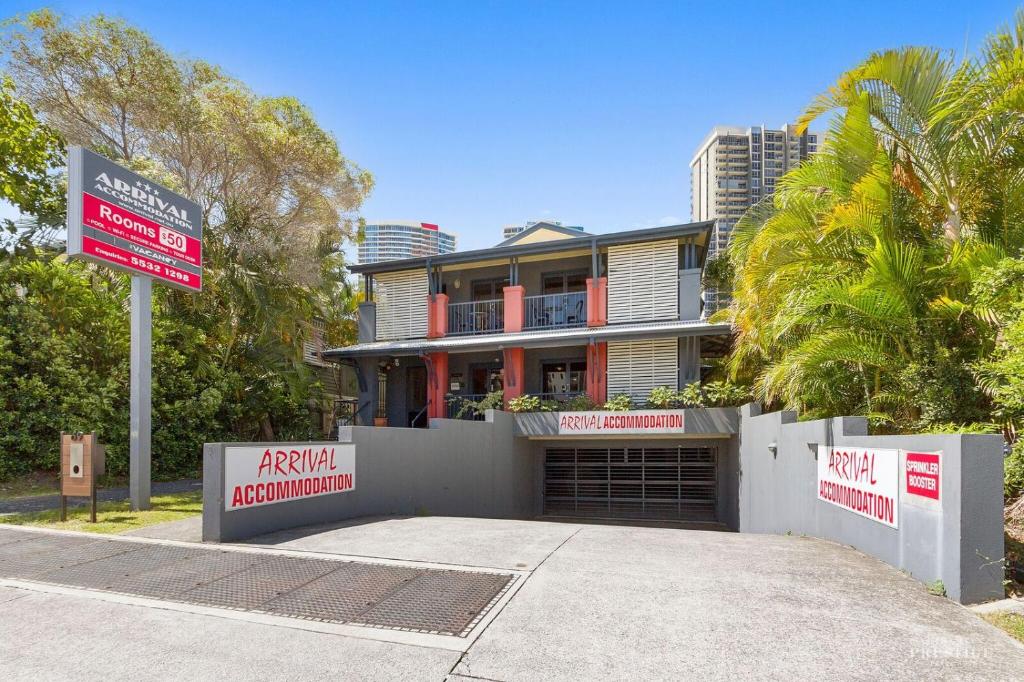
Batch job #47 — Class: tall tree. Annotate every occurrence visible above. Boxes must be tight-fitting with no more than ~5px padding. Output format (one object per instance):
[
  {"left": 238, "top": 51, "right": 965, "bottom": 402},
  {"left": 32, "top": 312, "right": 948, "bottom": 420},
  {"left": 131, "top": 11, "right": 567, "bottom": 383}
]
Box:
[{"left": 724, "top": 13, "right": 1024, "bottom": 428}]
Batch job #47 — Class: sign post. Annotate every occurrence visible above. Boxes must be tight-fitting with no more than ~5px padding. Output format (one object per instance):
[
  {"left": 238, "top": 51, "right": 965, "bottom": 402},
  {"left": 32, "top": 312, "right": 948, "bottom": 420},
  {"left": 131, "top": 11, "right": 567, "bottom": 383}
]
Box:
[
  {"left": 67, "top": 147, "right": 202, "bottom": 511},
  {"left": 130, "top": 275, "right": 153, "bottom": 508}
]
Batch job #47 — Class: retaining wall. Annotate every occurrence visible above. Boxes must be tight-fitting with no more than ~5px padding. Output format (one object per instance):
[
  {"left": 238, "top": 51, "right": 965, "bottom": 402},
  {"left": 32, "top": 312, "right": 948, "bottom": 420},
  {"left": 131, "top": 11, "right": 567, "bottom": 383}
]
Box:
[
  {"left": 738, "top": 404, "right": 1005, "bottom": 603},
  {"left": 203, "top": 411, "right": 538, "bottom": 542}
]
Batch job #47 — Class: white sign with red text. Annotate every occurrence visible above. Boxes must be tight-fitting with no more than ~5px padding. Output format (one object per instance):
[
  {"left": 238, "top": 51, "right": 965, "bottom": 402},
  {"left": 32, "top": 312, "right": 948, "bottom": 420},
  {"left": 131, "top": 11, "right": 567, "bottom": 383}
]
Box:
[
  {"left": 817, "top": 445, "right": 899, "bottom": 528},
  {"left": 224, "top": 444, "right": 355, "bottom": 511},
  {"left": 557, "top": 410, "right": 686, "bottom": 436}
]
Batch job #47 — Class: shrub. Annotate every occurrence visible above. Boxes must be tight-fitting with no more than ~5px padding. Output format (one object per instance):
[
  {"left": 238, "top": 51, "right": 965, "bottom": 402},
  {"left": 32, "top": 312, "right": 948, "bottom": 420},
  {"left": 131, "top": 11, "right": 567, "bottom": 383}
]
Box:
[
  {"left": 561, "top": 394, "right": 599, "bottom": 411},
  {"left": 1007, "top": 440, "right": 1024, "bottom": 502},
  {"left": 506, "top": 395, "right": 542, "bottom": 413},
  {"left": 646, "top": 386, "right": 679, "bottom": 409},
  {"left": 603, "top": 394, "right": 633, "bottom": 411}
]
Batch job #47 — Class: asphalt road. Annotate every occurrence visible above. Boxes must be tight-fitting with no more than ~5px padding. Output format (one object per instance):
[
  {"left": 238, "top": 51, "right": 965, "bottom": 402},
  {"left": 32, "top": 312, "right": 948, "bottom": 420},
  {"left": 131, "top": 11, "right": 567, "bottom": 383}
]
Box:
[{"left": 0, "top": 480, "right": 202, "bottom": 515}]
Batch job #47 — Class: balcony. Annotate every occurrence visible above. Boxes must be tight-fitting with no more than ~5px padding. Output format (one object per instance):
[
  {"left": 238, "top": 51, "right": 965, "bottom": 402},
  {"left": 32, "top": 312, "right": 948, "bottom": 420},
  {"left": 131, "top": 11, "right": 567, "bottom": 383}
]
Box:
[
  {"left": 448, "top": 299, "right": 504, "bottom": 336},
  {"left": 524, "top": 292, "right": 587, "bottom": 330}
]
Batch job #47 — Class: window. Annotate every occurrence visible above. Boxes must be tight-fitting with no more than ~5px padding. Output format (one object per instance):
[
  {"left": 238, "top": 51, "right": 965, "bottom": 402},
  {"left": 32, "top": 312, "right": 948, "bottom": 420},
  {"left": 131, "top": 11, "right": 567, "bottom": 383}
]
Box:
[
  {"left": 542, "top": 361, "right": 586, "bottom": 395},
  {"left": 542, "top": 271, "right": 588, "bottom": 295},
  {"left": 471, "top": 277, "right": 509, "bottom": 301}
]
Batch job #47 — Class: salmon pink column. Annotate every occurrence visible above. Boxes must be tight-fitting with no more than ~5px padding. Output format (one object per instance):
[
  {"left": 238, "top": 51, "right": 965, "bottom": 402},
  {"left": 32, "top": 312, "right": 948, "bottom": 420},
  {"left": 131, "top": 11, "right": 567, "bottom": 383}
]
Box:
[
  {"left": 427, "top": 351, "right": 448, "bottom": 419},
  {"left": 503, "top": 347, "right": 525, "bottom": 403},
  {"left": 585, "top": 342, "right": 607, "bottom": 405},
  {"left": 503, "top": 285, "right": 525, "bottom": 333},
  {"left": 586, "top": 277, "right": 607, "bottom": 327},
  {"left": 427, "top": 294, "right": 448, "bottom": 338}
]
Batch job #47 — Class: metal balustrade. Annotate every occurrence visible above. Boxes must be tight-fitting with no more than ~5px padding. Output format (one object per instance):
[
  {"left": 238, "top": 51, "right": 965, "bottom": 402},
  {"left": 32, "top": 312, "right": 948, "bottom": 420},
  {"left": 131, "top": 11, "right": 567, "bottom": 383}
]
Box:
[
  {"left": 447, "top": 299, "right": 504, "bottom": 336},
  {"left": 446, "top": 393, "right": 488, "bottom": 420},
  {"left": 524, "top": 292, "right": 587, "bottom": 330}
]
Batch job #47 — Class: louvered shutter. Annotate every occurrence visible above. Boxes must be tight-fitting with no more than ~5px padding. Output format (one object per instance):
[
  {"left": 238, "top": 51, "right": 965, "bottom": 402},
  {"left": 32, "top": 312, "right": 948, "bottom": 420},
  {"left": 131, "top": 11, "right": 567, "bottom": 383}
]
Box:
[
  {"left": 606, "top": 338, "right": 679, "bottom": 399},
  {"left": 375, "top": 270, "right": 428, "bottom": 340},
  {"left": 607, "top": 240, "right": 678, "bottom": 323}
]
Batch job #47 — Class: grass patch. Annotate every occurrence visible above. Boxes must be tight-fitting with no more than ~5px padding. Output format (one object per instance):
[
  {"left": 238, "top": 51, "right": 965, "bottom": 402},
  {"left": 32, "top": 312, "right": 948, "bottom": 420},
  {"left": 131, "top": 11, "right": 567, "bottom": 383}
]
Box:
[
  {"left": 0, "top": 491, "right": 202, "bottom": 534},
  {"left": 0, "top": 472, "right": 59, "bottom": 500},
  {"left": 982, "top": 612, "right": 1024, "bottom": 644}
]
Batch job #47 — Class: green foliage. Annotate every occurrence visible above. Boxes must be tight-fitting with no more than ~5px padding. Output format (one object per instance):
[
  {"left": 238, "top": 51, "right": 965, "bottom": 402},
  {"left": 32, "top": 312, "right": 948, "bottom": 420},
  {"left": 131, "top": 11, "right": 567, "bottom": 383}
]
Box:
[
  {"left": 454, "top": 390, "right": 504, "bottom": 418},
  {"left": 1005, "top": 438, "right": 1024, "bottom": 501},
  {"left": 645, "top": 382, "right": 751, "bottom": 410},
  {"left": 0, "top": 12, "right": 369, "bottom": 481},
  {"left": 724, "top": 11, "right": 1024, "bottom": 443},
  {"left": 0, "top": 75, "right": 65, "bottom": 248},
  {"left": 0, "top": 255, "right": 328, "bottom": 479},
  {"left": 561, "top": 393, "right": 599, "bottom": 411},
  {"left": 925, "top": 579, "right": 947, "bottom": 598},
  {"left": 505, "top": 395, "right": 542, "bottom": 413},
  {"left": 646, "top": 386, "right": 678, "bottom": 409},
  {"left": 602, "top": 394, "right": 633, "bottom": 411}
]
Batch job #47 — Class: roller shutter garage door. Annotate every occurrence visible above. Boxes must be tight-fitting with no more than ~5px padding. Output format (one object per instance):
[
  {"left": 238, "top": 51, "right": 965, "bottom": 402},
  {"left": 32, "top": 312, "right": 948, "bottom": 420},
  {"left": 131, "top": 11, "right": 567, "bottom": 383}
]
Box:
[{"left": 544, "top": 445, "right": 717, "bottom": 521}]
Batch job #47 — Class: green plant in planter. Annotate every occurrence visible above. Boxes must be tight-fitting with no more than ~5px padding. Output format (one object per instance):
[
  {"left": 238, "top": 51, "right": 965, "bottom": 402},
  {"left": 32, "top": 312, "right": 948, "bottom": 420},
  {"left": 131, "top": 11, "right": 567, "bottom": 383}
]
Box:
[
  {"left": 603, "top": 394, "right": 633, "bottom": 411},
  {"left": 647, "top": 385, "right": 680, "bottom": 409},
  {"left": 562, "top": 394, "right": 599, "bottom": 411},
  {"left": 702, "top": 381, "right": 752, "bottom": 407},
  {"left": 506, "top": 394, "right": 542, "bottom": 413},
  {"left": 454, "top": 390, "right": 504, "bottom": 418},
  {"left": 678, "top": 382, "right": 704, "bottom": 407}
]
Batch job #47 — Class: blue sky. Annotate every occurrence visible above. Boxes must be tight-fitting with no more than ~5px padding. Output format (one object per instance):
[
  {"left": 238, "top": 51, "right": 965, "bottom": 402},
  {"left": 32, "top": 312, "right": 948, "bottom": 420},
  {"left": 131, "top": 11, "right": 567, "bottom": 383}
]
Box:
[{"left": 2, "top": 1, "right": 1020, "bottom": 250}]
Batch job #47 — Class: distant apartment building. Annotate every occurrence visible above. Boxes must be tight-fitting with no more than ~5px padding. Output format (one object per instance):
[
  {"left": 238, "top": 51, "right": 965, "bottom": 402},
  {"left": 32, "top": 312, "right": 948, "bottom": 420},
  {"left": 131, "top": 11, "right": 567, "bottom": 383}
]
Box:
[
  {"left": 690, "top": 125, "right": 820, "bottom": 310},
  {"left": 358, "top": 221, "right": 457, "bottom": 265},
  {"left": 502, "top": 219, "right": 585, "bottom": 242}
]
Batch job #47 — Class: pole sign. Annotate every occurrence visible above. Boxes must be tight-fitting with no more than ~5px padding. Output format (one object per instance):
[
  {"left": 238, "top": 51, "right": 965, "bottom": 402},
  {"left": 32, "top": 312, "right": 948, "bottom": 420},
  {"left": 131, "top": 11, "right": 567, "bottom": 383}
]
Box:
[
  {"left": 817, "top": 446, "right": 899, "bottom": 528},
  {"left": 67, "top": 146, "right": 202, "bottom": 291},
  {"left": 224, "top": 444, "right": 356, "bottom": 511},
  {"left": 557, "top": 410, "right": 686, "bottom": 436}
]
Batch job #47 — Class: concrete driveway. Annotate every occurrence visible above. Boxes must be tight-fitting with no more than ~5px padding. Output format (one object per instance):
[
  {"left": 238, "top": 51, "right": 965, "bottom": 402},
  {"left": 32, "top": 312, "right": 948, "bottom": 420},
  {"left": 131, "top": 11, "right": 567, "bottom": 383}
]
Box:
[{"left": 3, "top": 517, "right": 1023, "bottom": 680}]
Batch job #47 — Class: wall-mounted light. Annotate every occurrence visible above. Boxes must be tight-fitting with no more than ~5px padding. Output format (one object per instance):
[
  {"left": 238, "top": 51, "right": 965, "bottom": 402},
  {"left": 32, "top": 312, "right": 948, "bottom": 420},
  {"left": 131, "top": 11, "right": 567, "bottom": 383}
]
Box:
[
  {"left": 768, "top": 441, "right": 778, "bottom": 459},
  {"left": 453, "top": 278, "right": 461, "bottom": 289}
]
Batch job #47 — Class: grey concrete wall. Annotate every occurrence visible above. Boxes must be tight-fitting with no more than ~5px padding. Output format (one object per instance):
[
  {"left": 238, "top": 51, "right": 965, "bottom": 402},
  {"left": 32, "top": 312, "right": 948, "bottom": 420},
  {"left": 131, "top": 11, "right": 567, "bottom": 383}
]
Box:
[
  {"left": 203, "top": 411, "right": 537, "bottom": 542},
  {"left": 738, "top": 404, "right": 1004, "bottom": 604}
]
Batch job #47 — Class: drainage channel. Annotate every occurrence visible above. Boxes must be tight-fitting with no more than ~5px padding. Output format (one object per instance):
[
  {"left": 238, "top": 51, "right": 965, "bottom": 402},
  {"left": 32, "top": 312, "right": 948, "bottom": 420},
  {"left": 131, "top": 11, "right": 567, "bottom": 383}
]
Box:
[{"left": 0, "top": 526, "right": 514, "bottom": 637}]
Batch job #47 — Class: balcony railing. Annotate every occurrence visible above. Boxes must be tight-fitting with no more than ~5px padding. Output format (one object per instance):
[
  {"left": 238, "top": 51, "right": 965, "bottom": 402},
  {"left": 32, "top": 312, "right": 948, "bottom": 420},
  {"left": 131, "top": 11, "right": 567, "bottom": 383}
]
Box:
[
  {"left": 448, "top": 299, "right": 504, "bottom": 336},
  {"left": 524, "top": 292, "right": 587, "bottom": 330},
  {"left": 446, "top": 393, "right": 488, "bottom": 420}
]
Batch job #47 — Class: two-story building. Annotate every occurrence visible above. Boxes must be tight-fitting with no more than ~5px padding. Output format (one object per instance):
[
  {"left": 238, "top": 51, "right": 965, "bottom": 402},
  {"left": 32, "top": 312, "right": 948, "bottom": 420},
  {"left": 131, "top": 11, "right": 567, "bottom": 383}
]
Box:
[
  {"left": 327, "top": 220, "right": 730, "bottom": 427},
  {"left": 325, "top": 220, "right": 735, "bottom": 522}
]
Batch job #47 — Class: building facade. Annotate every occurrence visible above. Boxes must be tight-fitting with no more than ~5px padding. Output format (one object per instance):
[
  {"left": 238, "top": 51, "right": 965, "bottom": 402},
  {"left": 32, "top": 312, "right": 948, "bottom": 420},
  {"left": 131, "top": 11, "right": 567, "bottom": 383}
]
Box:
[
  {"left": 689, "top": 125, "right": 819, "bottom": 310},
  {"left": 501, "top": 219, "right": 585, "bottom": 242},
  {"left": 329, "top": 220, "right": 729, "bottom": 428},
  {"left": 358, "top": 221, "right": 457, "bottom": 265}
]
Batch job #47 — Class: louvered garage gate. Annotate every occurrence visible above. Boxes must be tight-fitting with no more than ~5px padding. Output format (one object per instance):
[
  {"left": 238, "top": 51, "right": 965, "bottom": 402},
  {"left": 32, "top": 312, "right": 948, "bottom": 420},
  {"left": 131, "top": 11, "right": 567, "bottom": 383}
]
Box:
[{"left": 543, "top": 445, "right": 718, "bottom": 521}]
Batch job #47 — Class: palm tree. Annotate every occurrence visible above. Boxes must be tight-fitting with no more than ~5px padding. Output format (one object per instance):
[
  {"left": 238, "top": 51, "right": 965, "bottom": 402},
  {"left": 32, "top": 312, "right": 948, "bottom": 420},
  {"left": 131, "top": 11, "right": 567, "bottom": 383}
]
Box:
[{"left": 724, "top": 15, "right": 1024, "bottom": 426}]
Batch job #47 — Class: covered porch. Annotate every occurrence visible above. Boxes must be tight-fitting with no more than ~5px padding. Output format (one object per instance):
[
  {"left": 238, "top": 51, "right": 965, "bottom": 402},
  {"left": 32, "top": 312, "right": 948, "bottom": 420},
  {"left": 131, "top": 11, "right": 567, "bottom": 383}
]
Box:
[{"left": 331, "top": 322, "right": 732, "bottom": 427}]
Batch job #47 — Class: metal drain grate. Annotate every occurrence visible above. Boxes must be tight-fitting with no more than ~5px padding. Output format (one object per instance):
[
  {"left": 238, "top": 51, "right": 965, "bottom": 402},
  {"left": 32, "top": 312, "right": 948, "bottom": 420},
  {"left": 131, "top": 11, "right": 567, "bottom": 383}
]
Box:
[{"left": 0, "top": 528, "right": 515, "bottom": 637}]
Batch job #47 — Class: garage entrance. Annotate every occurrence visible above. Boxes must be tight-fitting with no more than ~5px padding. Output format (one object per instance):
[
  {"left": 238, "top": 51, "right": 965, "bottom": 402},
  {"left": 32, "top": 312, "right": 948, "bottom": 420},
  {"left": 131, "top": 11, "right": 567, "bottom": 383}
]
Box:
[{"left": 543, "top": 445, "right": 718, "bottom": 521}]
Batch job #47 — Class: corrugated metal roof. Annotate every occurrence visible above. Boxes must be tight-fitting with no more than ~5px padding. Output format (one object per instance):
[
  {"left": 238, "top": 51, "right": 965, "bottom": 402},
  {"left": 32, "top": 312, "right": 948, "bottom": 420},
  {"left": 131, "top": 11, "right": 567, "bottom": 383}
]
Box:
[{"left": 324, "top": 319, "right": 732, "bottom": 358}]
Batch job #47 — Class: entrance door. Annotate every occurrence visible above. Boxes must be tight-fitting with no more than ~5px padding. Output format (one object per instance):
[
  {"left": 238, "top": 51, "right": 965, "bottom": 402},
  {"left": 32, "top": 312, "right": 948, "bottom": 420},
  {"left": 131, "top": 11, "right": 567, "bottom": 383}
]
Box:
[
  {"left": 407, "top": 366, "right": 428, "bottom": 428},
  {"left": 470, "top": 364, "right": 503, "bottom": 395},
  {"left": 543, "top": 445, "right": 718, "bottom": 521}
]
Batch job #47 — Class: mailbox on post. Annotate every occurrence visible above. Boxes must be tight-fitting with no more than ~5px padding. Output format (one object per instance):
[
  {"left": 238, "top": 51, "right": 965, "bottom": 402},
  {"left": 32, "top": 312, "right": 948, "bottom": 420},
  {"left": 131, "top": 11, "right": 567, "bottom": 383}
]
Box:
[{"left": 60, "top": 432, "right": 104, "bottom": 522}]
